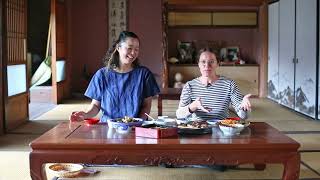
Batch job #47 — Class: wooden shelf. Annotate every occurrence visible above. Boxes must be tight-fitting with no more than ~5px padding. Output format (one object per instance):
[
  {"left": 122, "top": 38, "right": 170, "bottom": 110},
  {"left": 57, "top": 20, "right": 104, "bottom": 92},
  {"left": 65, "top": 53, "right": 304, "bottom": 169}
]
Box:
[
  {"left": 168, "top": 63, "right": 259, "bottom": 67},
  {"left": 168, "top": 11, "right": 257, "bottom": 27},
  {"left": 169, "top": 65, "right": 259, "bottom": 96}
]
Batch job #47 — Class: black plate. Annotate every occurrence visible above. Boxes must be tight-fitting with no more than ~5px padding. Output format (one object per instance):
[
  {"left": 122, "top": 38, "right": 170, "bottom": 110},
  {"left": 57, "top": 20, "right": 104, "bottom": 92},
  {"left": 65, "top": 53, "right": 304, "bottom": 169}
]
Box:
[{"left": 178, "top": 127, "right": 212, "bottom": 135}]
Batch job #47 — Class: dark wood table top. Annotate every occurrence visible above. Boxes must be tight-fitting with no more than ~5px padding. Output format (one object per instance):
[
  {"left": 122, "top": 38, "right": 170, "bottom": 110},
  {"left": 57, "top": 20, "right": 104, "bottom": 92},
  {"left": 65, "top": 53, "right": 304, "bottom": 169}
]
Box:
[{"left": 30, "top": 122, "right": 300, "bottom": 151}]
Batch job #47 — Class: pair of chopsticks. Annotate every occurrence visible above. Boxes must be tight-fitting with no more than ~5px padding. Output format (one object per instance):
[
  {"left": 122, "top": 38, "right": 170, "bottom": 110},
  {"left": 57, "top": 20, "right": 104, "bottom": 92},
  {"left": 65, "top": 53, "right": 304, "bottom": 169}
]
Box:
[{"left": 144, "top": 113, "right": 155, "bottom": 121}]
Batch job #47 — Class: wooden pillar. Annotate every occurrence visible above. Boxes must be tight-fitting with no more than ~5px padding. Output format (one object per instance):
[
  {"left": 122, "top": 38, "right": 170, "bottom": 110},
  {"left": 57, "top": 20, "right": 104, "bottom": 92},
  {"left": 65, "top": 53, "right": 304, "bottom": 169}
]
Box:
[
  {"left": 259, "top": 0, "right": 268, "bottom": 97},
  {"left": 161, "top": 1, "right": 168, "bottom": 88},
  {"left": 0, "top": 0, "right": 5, "bottom": 135}
]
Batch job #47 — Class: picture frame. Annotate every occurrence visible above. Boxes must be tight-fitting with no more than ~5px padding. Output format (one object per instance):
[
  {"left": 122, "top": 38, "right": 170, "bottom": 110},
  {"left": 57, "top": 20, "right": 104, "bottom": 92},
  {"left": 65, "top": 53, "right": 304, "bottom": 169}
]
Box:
[
  {"left": 177, "top": 40, "right": 195, "bottom": 64},
  {"left": 226, "top": 46, "right": 240, "bottom": 61}
]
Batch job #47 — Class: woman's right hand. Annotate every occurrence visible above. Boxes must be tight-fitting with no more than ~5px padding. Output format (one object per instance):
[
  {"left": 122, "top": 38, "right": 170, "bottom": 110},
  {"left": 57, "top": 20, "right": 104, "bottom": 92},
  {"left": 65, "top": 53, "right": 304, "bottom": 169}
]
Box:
[
  {"left": 69, "top": 111, "right": 86, "bottom": 122},
  {"left": 189, "top": 97, "right": 211, "bottom": 113}
]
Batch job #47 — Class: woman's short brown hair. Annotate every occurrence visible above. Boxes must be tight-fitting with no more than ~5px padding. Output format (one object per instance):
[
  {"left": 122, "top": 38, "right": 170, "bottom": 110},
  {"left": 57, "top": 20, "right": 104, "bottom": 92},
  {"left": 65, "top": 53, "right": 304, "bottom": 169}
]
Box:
[{"left": 197, "top": 47, "right": 220, "bottom": 63}]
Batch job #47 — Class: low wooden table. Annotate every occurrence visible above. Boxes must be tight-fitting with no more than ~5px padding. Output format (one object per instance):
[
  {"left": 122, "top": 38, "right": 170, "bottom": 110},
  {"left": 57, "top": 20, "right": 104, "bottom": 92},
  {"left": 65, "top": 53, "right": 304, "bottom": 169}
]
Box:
[
  {"left": 29, "top": 122, "right": 300, "bottom": 180},
  {"left": 158, "top": 88, "right": 182, "bottom": 116}
]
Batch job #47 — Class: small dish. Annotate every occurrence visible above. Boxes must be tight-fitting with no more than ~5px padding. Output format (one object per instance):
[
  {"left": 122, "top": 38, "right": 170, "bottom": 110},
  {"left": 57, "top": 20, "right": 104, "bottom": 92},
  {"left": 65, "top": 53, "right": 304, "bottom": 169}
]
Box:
[
  {"left": 142, "top": 120, "right": 156, "bottom": 126},
  {"left": 178, "top": 120, "right": 212, "bottom": 135},
  {"left": 158, "top": 116, "right": 169, "bottom": 120},
  {"left": 84, "top": 118, "right": 100, "bottom": 125},
  {"left": 48, "top": 163, "right": 84, "bottom": 178}
]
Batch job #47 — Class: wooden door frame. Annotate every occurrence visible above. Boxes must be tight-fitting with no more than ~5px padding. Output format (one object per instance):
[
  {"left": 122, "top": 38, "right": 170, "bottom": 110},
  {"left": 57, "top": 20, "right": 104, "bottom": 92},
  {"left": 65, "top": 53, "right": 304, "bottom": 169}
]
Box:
[
  {"left": 0, "top": 0, "right": 5, "bottom": 135},
  {"left": 50, "top": 0, "right": 58, "bottom": 104},
  {"left": 51, "top": 0, "right": 70, "bottom": 104}
]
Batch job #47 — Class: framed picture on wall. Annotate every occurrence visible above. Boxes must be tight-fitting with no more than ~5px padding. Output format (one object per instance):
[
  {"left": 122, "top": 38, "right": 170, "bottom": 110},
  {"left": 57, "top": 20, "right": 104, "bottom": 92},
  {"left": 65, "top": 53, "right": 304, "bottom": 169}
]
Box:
[
  {"left": 177, "top": 40, "right": 195, "bottom": 64},
  {"left": 108, "top": 0, "right": 127, "bottom": 48},
  {"left": 226, "top": 46, "right": 240, "bottom": 61}
]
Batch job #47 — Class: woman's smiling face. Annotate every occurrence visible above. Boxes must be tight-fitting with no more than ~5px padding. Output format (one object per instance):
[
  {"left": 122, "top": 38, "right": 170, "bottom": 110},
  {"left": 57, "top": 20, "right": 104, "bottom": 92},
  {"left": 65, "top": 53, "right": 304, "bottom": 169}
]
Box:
[{"left": 117, "top": 37, "right": 140, "bottom": 66}]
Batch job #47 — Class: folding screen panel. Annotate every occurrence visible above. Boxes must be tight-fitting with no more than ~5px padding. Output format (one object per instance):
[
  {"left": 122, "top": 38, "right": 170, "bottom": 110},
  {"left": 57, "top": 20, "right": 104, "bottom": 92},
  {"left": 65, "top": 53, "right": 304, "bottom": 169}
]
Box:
[
  {"left": 268, "top": 0, "right": 318, "bottom": 119},
  {"left": 278, "top": 0, "right": 295, "bottom": 108},
  {"left": 318, "top": 0, "right": 320, "bottom": 120},
  {"left": 295, "top": 0, "right": 317, "bottom": 118},
  {"left": 267, "top": 2, "right": 279, "bottom": 102}
]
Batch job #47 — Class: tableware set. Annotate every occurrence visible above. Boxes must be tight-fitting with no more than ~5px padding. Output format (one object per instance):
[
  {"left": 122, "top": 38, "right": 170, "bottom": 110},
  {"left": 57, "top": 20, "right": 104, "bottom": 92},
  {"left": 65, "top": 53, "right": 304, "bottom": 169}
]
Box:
[{"left": 83, "top": 116, "right": 249, "bottom": 136}]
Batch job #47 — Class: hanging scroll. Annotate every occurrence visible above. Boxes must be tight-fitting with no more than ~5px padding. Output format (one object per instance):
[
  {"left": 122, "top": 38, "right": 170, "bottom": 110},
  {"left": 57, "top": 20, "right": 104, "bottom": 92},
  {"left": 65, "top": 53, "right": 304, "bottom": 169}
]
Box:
[{"left": 108, "top": 0, "right": 127, "bottom": 48}]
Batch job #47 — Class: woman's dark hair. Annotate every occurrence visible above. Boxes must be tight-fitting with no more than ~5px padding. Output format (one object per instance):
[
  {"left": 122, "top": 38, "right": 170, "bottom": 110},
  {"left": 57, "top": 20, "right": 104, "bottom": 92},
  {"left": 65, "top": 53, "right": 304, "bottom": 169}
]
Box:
[
  {"left": 103, "top": 31, "right": 140, "bottom": 69},
  {"left": 197, "top": 47, "right": 220, "bottom": 63}
]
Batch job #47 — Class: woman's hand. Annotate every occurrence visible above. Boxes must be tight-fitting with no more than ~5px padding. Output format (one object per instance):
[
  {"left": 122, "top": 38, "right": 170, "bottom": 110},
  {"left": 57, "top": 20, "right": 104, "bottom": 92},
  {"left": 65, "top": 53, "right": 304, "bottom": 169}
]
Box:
[
  {"left": 189, "top": 97, "right": 211, "bottom": 113},
  {"left": 69, "top": 111, "right": 86, "bottom": 122},
  {"left": 240, "top": 94, "right": 252, "bottom": 111}
]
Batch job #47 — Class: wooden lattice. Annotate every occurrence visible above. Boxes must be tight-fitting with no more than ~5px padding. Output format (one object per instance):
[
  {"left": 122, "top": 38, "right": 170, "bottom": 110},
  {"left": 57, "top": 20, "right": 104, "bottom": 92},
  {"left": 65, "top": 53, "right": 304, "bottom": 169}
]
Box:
[{"left": 6, "top": 0, "right": 27, "bottom": 65}]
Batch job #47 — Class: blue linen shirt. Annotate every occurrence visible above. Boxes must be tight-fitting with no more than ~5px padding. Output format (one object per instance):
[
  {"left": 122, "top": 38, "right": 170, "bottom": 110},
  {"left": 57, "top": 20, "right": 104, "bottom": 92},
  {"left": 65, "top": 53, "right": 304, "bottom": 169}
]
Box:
[{"left": 85, "top": 66, "right": 160, "bottom": 122}]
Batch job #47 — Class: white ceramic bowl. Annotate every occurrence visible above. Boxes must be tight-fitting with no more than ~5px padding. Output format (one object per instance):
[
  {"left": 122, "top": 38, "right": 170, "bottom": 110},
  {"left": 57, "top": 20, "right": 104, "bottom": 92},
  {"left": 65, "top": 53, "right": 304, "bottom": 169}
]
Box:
[
  {"left": 116, "top": 124, "right": 132, "bottom": 134},
  {"left": 219, "top": 124, "right": 245, "bottom": 136},
  {"left": 48, "top": 163, "right": 83, "bottom": 178}
]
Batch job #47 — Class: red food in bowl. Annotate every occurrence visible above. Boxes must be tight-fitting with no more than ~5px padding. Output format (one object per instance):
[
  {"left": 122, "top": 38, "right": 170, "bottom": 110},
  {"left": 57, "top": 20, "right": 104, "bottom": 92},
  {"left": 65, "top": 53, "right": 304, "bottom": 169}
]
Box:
[
  {"left": 228, "top": 117, "right": 241, "bottom": 121},
  {"left": 84, "top": 118, "right": 100, "bottom": 125}
]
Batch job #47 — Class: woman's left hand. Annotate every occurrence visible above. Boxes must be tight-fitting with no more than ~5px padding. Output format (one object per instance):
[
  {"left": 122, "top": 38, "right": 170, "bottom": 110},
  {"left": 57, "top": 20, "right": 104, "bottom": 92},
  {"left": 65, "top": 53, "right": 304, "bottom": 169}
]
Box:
[{"left": 240, "top": 94, "right": 252, "bottom": 111}]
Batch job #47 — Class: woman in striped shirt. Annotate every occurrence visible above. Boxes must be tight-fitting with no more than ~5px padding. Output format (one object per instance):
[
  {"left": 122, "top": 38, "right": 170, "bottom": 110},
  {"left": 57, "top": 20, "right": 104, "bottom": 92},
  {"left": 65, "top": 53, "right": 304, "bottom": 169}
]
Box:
[{"left": 176, "top": 48, "right": 252, "bottom": 120}]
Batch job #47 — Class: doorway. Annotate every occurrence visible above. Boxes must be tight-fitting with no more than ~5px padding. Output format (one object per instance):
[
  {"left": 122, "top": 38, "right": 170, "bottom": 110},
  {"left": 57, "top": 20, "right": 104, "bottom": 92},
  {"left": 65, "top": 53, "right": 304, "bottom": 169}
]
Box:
[{"left": 27, "top": 0, "right": 56, "bottom": 120}]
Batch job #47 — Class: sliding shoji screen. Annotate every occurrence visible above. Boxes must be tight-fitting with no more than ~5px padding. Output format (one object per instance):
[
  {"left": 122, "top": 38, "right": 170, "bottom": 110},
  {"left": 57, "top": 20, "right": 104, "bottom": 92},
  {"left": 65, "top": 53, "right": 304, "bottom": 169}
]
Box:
[
  {"left": 5, "top": 0, "right": 28, "bottom": 130},
  {"left": 6, "top": 0, "right": 27, "bottom": 96}
]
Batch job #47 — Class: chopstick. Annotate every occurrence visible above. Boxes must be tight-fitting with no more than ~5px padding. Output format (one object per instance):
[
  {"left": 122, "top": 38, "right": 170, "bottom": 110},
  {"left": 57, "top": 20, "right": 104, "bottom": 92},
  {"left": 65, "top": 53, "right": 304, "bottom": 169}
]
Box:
[{"left": 144, "top": 113, "right": 155, "bottom": 120}]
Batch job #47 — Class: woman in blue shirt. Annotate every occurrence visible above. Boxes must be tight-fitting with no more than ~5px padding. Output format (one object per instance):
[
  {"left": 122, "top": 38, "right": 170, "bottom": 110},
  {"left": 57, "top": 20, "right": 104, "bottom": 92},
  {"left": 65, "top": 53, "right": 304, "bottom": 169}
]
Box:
[{"left": 70, "top": 31, "right": 160, "bottom": 122}]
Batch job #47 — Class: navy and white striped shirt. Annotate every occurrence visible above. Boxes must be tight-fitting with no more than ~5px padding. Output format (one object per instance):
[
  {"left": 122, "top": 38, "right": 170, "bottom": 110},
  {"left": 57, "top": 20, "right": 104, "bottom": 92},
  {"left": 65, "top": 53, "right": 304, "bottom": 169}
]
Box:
[{"left": 176, "top": 76, "right": 248, "bottom": 120}]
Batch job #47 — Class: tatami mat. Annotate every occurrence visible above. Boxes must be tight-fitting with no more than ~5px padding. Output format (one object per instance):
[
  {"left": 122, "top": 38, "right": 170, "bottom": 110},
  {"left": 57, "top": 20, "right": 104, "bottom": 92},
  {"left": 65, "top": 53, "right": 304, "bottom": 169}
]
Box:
[
  {"left": 287, "top": 134, "right": 320, "bottom": 151},
  {"left": 34, "top": 99, "right": 101, "bottom": 121},
  {"left": 29, "top": 102, "right": 57, "bottom": 120},
  {"left": 301, "top": 152, "right": 320, "bottom": 176},
  {"left": 247, "top": 99, "right": 310, "bottom": 122},
  {"left": 0, "top": 151, "right": 30, "bottom": 180},
  {"left": 0, "top": 134, "right": 37, "bottom": 151},
  {"left": 9, "top": 120, "right": 67, "bottom": 134},
  {"left": 266, "top": 120, "right": 320, "bottom": 132},
  {"left": 46, "top": 163, "right": 320, "bottom": 180}
]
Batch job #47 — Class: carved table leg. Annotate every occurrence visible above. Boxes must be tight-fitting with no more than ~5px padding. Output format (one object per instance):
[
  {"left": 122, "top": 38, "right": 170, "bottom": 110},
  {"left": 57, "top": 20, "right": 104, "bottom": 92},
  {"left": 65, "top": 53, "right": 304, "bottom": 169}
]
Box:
[
  {"left": 254, "top": 164, "right": 266, "bottom": 170},
  {"left": 30, "top": 153, "right": 46, "bottom": 180},
  {"left": 282, "top": 152, "right": 300, "bottom": 180}
]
